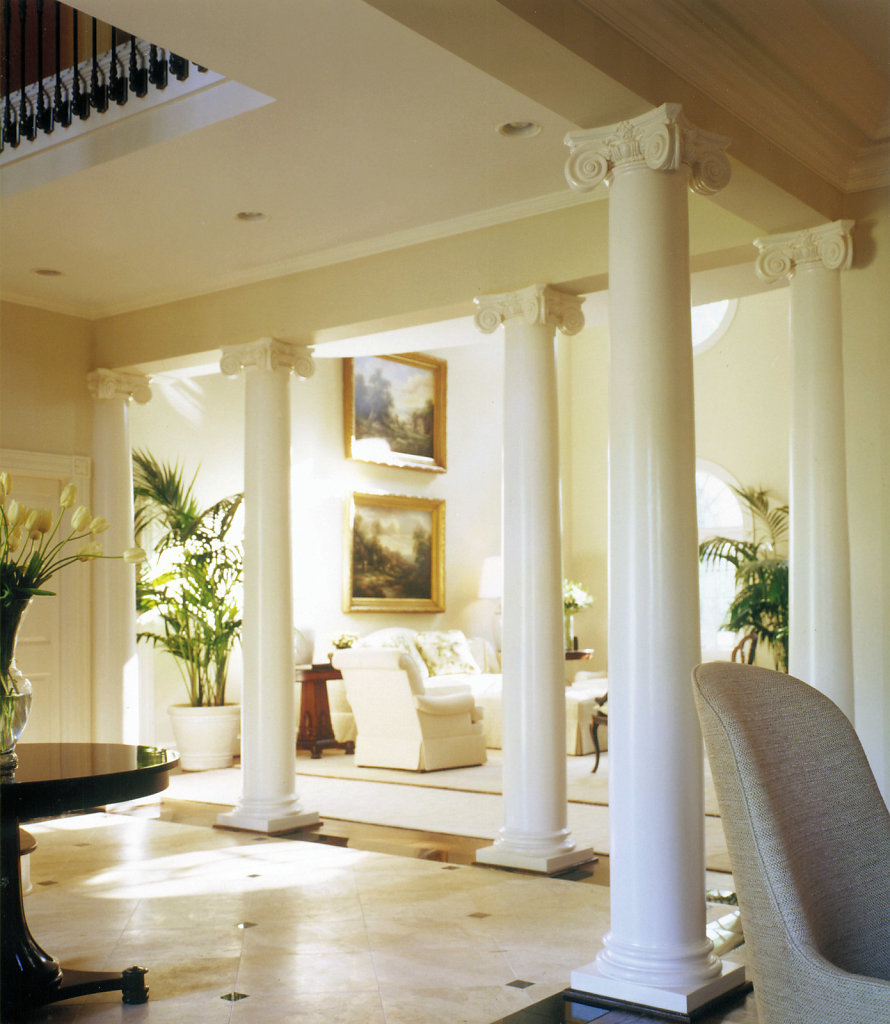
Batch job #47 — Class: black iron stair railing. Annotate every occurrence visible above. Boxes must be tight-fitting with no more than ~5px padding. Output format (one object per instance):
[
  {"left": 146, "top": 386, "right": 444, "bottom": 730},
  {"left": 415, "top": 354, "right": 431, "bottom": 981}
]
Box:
[{"left": 1, "top": 0, "right": 203, "bottom": 152}]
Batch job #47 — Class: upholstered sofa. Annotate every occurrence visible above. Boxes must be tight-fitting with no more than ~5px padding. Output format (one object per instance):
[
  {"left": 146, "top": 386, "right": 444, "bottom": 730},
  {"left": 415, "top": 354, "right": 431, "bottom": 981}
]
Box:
[{"left": 327, "top": 627, "right": 608, "bottom": 757}]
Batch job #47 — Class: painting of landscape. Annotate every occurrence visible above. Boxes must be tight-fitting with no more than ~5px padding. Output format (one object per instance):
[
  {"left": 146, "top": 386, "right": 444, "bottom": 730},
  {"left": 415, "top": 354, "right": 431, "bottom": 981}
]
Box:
[
  {"left": 344, "top": 353, "right": 446, "bottom": 471},
  {"left": 345, "top": 493, "right": 445, "bottom": 612}
]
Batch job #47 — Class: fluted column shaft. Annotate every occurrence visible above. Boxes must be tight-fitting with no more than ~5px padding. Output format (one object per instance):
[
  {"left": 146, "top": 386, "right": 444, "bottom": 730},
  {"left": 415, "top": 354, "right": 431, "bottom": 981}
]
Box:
[
  {"left": 474, "top": 285, "right": 593, "bottom": 874},
  {"left": 216, "top": 339, "right": 319, "bottom": 834},
  {"left": 755, "top": 221, "right": 855, "bottom": 718},
  {"left": 565, "top": 104, "right": 744, "bottom": 1014},
  {"left": 88, "top": 369, "right": 150, "bottom": 743}
]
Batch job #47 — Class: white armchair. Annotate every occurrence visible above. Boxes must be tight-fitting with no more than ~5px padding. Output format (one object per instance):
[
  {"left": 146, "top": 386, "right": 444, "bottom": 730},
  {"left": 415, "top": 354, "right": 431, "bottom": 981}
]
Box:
[{"left": 331, "top": 647, "right": 487, "bottom": 771}]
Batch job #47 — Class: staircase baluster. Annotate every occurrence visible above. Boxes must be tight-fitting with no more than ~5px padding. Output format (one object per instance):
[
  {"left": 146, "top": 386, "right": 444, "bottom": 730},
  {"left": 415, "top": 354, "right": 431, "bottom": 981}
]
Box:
[
  {"left": 2, "top": 0, "right": 19, "bottom": 148},
  {"left": 108, "top": 25, "right": 126, "bottom": 104},
  {"left": 89, "top": 15, "right": 107, "bottom": 112},
  {"left": 17, "top": 0, "right": 34, "bottom": 140},
  {"left": 35, "top": 0, "right": 53, "bottom": 132},
  {"left": 168, "top": 52, "right": 189, "bottom": 81},
  {"left": 148, "top": 43, "right": 167, "bottom": 89},
  {"left": 71, "top": 8, "right": 89, "bottom": 119},
  {"left": 52, "top": 0, "right": 70, "bottom": 126},
  {"left": 128, "top": 34, "right": 147, "bottom": 96}
]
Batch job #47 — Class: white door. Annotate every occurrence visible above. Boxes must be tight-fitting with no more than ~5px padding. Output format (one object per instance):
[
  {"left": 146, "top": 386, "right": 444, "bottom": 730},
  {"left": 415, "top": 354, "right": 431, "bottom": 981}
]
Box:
[{"left": 3, "top": 452, "right": 92, "bottom": 741}]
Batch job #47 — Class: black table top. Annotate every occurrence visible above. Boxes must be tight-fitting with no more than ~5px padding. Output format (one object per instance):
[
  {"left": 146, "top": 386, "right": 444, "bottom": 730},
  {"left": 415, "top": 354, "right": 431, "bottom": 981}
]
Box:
[{"left": 1, "top": 743, "right": 180, "bottom": 822}]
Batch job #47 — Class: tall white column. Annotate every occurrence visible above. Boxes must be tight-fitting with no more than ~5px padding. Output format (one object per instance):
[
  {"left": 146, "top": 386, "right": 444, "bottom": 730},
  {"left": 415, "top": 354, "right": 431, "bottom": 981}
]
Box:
[
  {"left": 473, "top": 284, "right": 594, "bottom": 874},
  {"left": 88, "top": 369, "right": 151, "bottom": 743},
  {"left": 216, "top": 339, "right": 319, "bottom": 834},
  {"left": 565, "top": 104, "right": 745, "bottom": 1015},
  {"left": 754, "top": 221, "right": 855, "bottom": 718}
]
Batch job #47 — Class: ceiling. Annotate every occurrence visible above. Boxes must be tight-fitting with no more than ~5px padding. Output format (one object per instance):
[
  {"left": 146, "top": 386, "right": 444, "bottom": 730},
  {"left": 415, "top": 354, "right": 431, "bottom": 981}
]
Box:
[{"left": 0, "top": 0, "right": 887, "bottom": 321}]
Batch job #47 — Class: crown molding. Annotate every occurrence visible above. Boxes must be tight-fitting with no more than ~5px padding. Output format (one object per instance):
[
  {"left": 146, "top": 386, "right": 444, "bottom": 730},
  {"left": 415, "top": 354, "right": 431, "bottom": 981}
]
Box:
[{"left": 576, "top": 0, "right": 890, "bottom": 194}]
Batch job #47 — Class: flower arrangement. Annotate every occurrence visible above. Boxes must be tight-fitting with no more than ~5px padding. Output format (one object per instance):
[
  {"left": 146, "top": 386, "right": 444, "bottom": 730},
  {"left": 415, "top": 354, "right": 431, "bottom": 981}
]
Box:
[
  {"left": 562, "top": 578, "right": 594, "bottom": 650},
  {"left": 1, "top": 471, "right": 145, "bottom": 699},
  {"left": 330, "top": 632, "right": 358, "bottom": 650},
  {"left": 563, "top": 579, "right": 594, "bottom": 615}
]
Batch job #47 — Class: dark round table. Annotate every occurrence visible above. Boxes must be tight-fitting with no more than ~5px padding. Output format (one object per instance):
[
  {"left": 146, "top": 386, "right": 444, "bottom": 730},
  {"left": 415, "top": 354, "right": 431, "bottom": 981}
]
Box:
[{"left": 1, "top": 743, "right": 179, "bottom": 1019}]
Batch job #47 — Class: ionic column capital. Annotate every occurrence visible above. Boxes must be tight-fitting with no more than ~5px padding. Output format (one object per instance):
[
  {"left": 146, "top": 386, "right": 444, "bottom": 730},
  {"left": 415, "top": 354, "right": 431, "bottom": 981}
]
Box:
[
  {"left": 220, "top": 338, "right": 316, "bottom": 379},
  {"left": 87, "top": 369, "right": 152, "bottom": 405},
  {"left": 473, "top": 284, "right": 585, "bottom": 337},
  {"left": 565, "top": 102, "right": 731, "bottom": 196},
  {"left": 754, "top": 219, "right": 854, "bottom": 283}
]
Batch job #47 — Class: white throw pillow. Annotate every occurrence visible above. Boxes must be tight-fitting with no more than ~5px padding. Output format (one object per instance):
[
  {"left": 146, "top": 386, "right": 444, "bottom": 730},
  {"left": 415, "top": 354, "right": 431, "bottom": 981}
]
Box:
[
  {"left": 355, "top": 627, "right": 429, "bottom": 678},
  {"left": 415, "top": 630, "right": 481, "bottom": 676}
]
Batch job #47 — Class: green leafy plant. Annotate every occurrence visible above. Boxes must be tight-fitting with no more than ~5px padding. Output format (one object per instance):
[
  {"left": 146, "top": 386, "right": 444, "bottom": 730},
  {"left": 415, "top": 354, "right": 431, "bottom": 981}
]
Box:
[
  {"left": 133, "top": 451, "right": 243, "bottom": 707},
  {"left": 698, "top": 486, "right": 789, "bottom": 672}
]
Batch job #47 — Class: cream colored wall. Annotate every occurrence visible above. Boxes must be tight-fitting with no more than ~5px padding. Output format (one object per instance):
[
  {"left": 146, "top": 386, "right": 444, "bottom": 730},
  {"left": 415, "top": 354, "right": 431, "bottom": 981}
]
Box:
[
  {"left": 558, "top": 289, "right": 792, "bottom": 675},
  {"left": 559, "top": 324, "right": 609, "bottom": 664},
  {"left": 841, "top": 187, "right": 890, "bottom": 792},
  {"left": 0, "top": 302, "right": 93, "bottom": 455},
  {"left": 694, "top": 289, "right": 790, "bottom": 493},
  {"left": 129, "top": 336, "right": 503, "bottom": 745}
]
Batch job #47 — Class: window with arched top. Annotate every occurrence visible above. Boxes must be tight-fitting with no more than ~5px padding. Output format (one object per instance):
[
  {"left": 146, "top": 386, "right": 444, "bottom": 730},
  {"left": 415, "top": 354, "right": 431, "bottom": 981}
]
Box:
[
  {"left": 696, "top": 462, "right": 745, "bottom": 658},
  {"left": 691, "top": 299, "right": 737, "bottom": 354}
]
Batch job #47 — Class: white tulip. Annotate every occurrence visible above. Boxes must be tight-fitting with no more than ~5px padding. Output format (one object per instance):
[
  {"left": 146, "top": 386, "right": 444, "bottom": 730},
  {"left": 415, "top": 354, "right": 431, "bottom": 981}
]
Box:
[{"left": 70, "top": 506, "right": 92, "bottom": 532}]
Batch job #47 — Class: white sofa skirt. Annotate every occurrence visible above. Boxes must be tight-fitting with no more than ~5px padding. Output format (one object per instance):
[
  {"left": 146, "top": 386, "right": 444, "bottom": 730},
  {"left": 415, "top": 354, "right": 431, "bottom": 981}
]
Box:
[{"left": 425, "top": 674, "right": 608, "bottom": 756}]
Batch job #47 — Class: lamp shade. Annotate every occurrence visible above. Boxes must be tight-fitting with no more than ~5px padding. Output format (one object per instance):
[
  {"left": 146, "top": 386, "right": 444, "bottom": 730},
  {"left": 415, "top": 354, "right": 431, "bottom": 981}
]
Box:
[{"left": 477, "top": 555, "right": 502, "bottom": 600}]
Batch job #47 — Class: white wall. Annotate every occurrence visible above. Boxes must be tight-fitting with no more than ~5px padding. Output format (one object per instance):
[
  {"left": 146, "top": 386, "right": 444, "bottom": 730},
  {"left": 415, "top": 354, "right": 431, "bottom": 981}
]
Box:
[{"left": 130, "top": 335, "right": 504, "bottom": 743}]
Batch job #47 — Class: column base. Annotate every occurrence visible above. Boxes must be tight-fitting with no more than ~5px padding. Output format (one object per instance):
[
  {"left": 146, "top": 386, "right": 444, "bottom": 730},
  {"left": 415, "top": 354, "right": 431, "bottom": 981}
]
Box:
[
  {"left": 215, "top": 806, "right": 320, "bottom": 835},
  {"left": 475, "top": 843, "right": 596, "bottom": 875},
  {"left": 570, "top": 959, "right": 747, "bottom": 1017}
]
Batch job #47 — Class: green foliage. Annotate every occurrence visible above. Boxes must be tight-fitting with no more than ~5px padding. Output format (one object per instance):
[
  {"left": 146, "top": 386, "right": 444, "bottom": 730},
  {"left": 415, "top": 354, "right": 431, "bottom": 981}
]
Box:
[
  {"left": 699, "top": 486, "right": 789, "bottom": 672},
  {"left": 134, "top": 450, "right": 243, "bottom": 707}
]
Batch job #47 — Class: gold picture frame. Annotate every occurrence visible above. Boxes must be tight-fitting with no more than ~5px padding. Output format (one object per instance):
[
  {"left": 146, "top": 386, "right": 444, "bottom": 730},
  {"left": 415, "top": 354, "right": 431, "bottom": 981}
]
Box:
[
  {"left": 343, "top": 353, "right": 446, "bottom": 472},
  {"left": 344, "top": 492, "right": 445, "bottom": 613}
]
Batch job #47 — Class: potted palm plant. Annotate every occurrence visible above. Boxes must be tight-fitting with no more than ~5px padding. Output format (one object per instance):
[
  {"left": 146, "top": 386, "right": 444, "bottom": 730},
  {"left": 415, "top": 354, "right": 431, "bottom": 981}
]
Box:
[
  {"left": 133, "top": 451, "right": 243, "bottom": 770},
  {"left": 698, "top": 486, "right": 789, "bottom": 672}
]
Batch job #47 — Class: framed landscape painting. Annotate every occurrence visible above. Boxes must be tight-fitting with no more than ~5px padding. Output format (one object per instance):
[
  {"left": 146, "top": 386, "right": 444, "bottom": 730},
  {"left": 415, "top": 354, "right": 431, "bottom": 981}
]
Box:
[
  {"left": 344, "top": 492, "right": 445, "bottom": 613},
  {"left": 343, "top": 353, "right": 446, "bottom": 472}
]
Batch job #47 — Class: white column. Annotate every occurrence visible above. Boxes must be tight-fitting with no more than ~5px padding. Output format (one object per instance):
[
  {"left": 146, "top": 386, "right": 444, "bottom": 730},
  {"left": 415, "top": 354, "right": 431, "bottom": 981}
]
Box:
[
  {"left": 754, "top": 221, "right": 855, "bottom": 718},
  {"left": 565, "top": 104, "right": 745, "bottom": 1014},
  {"left": 87, "top": 369, "right": 151, "bottom": 743},
  {"left": 216, "top": 339, "right": 319, "bottom": 834},
  {"left": 473, "top": 284, "right": 594, "bottom": 874}
]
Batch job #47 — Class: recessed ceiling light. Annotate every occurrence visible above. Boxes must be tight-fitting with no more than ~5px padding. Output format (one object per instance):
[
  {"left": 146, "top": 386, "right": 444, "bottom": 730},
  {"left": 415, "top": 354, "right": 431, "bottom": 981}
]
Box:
[
  {"left": 32, "top": 267, "right": 64, "bottom": 276},
  {"left": 235, "top": 211, "right": 267, "bottom": 222},
  {"left": 496, "top": 121, "right": 542, "bottom": 138}
]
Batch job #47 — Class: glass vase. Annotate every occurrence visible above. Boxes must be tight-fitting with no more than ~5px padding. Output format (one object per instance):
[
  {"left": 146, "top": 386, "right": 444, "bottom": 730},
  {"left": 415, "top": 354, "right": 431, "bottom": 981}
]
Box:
[
  {"left": 0, "top": 598, "right": 34, "bottom": 773},
  {"left": 564, "top": 613, "right": 574, "bottom": 651}
]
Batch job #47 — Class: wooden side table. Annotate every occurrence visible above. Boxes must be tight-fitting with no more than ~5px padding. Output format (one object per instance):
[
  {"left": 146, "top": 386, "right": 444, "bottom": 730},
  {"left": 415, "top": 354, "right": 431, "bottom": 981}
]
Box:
[{"left": 296, "top": 664, "right": 354, "bottom": 759}]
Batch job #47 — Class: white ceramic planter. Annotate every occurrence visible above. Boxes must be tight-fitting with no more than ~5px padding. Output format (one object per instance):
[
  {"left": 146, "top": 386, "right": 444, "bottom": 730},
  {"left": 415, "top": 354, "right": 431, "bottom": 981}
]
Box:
[{"left": 167, "top": 703, "right": 241, "bottom": 771}]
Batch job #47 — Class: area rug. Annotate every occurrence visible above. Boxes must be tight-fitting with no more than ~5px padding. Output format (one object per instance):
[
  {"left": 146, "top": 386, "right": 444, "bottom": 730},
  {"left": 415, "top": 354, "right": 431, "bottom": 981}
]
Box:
[
  {"left": 166, "top": 751, "right": 731, "bottom": 873},
  {"left": 290, "top": 749, "right": 722, "bottom": 818}
]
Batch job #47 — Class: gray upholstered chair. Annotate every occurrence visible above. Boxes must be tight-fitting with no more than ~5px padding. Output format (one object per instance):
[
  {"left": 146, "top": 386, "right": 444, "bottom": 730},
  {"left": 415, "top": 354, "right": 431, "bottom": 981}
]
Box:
[{"left": 692, "top": 661, "right": 890, "bottom": 1024}]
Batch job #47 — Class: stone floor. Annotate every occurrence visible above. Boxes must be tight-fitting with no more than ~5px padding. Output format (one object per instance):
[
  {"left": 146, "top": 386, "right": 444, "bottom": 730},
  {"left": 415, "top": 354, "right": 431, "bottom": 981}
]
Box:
[{"left": 15, "top": 796, "right": 758, "bottom": 1023}]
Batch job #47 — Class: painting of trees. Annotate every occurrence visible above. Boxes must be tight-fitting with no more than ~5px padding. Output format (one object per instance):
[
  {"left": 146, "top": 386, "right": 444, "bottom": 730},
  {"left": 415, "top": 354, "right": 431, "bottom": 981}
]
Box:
[
  {"left": 344, "top": 353, "right": 446, "bottom": 471},
  {"left": 345, "top": 493, "right": 445, "bottom": 612}
]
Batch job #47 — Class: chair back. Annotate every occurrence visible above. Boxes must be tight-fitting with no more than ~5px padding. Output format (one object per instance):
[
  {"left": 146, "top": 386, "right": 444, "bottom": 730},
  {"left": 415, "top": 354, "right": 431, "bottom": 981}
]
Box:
[{"left": 692, "top": 661, "right": 890, "bottom": 1023}]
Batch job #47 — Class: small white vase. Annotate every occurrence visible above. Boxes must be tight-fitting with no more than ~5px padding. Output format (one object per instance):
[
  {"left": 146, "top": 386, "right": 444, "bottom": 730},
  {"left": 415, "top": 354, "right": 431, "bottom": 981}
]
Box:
[{"left": 168, "top": 703, "right": 241, "bottom": 771}]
